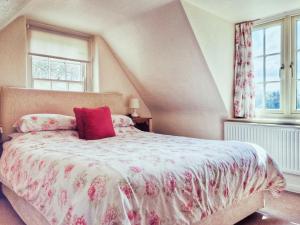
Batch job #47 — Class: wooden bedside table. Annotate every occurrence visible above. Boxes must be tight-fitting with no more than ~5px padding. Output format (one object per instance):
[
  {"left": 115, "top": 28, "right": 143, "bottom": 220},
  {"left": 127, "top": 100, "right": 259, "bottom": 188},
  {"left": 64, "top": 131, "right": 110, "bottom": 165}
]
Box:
[
  {"left": 131, "top": 117, "right": 153, "bottom": 132},
  {"left": 0, "top": 127, "right": 3, "bottom": 157}
]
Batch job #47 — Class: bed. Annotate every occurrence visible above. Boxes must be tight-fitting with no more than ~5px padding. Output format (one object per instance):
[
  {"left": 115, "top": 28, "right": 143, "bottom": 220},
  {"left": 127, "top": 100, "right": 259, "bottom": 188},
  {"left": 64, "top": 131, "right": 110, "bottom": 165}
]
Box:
[{"left": 0, "top": 87, "right": 285, "bottom": 225}]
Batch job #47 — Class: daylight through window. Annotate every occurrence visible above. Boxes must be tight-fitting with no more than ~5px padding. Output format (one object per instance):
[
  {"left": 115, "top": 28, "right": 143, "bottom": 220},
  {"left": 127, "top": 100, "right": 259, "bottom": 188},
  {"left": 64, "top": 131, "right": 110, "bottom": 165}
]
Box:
[
  {"left": 28, "top": 26, "right": 90, "bottom": 92},
  {"left": 252, "top": 15, "right": 300, "bottom": 117}
]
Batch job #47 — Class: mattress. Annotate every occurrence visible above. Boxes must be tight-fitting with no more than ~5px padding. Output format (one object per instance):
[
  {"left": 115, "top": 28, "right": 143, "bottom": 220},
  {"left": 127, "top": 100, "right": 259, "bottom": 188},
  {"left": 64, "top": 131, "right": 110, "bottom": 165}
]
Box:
[{"left": 0, "top": 129, "right": 285, "bottom": 225}]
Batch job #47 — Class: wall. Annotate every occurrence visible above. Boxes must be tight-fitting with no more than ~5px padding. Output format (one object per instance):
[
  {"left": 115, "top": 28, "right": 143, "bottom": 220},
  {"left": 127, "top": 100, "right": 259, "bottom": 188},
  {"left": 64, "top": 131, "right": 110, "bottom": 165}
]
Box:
[
  {"left": 0, "top": 16, "right": 27, "bottom": 87},
  {"left": 103, "top": 0, "right": 230, "bottom": 139},
  {"left": 0, "top": 17, "right": 150, "bottom": 116},
  {"left": 181, "top": 0, "right": 234, "bottom": 115},
  {"left": 93, "top": 36, "right": 151, "bottom": 116}
]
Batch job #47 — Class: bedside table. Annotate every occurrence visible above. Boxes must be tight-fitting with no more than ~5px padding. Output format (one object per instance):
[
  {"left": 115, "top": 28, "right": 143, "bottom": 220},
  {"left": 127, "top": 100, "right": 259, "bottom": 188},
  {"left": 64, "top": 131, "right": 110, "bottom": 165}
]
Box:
[
  {"left": 131, "top": 117, "right": 153, "bottom": 132},
  {"left": 0, "top": 127, "right": 3, "bottom": 157}
]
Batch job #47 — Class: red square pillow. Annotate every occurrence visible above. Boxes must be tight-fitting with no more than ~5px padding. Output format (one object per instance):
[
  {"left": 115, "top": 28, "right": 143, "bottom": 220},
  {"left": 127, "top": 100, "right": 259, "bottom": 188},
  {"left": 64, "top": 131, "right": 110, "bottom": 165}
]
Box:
[
  {"left": 73, "top": 107, "right": 85, "bottom": 139},
  {"left": 83, "top": 107, "right": 116, "bottom": 140}
]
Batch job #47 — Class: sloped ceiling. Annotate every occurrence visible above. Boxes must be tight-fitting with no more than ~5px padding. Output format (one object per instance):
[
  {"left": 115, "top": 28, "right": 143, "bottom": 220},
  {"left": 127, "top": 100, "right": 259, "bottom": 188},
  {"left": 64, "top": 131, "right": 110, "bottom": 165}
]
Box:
[
  {"left": 186, "top": 0, "right": 300, "bottom": 22},
  {"left": 2, "top": 0, "right": 300, "bottom": 31},
  {"left": 0, "top": 0, "right": 30, "bottom": 29},
  {"left": 5, "top": 0, "right": 174, "bottom": 33},
  {"left": 102, "top": 0, "right": 228, "bottom": 139}
]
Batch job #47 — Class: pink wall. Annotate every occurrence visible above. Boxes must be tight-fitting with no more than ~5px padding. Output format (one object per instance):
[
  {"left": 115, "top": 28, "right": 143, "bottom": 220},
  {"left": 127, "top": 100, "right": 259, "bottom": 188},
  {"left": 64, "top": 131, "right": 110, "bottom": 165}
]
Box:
[
  {"left": 0, "top": 16, "right": 27, "bottom": 87},
  {"left": 103, "top": 1, "right": 228, "bottom": 139}
]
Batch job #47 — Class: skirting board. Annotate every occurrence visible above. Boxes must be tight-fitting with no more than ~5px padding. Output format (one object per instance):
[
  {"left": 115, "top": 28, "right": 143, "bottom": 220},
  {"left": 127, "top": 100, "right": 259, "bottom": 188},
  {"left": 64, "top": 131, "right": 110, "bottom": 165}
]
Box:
[{"left": 284, "top": 173, "right": 300, "bottom": 194}]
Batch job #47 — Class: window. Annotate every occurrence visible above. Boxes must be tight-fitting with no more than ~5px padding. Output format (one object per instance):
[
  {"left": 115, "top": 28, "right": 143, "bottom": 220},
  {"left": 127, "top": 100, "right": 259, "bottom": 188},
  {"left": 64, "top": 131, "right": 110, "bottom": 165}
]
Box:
[
  {"left": 28, "top": 25, "right": 91, "bottom": 92},
  {"left": 252, "top": 15, "right": 300, "bottom": 117},
  {"left": 253, "top": 22, "right": 283, "bottom": 111},
  {"left": 295, "top": 18, "right": 300, "bottom": 110}
]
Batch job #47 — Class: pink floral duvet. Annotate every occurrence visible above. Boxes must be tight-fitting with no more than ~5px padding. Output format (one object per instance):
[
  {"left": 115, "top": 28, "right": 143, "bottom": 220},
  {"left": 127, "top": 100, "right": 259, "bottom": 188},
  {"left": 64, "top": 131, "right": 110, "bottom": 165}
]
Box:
[{"left": 0, "top": 129, "right": 285, "bottom": 225}]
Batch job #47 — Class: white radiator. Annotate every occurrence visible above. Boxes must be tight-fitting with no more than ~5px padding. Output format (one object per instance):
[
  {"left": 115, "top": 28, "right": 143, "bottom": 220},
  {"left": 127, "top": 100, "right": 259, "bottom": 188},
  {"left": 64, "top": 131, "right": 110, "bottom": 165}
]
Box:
[{"left": 224, "top": 121, "right": 300, "bottom": 176}]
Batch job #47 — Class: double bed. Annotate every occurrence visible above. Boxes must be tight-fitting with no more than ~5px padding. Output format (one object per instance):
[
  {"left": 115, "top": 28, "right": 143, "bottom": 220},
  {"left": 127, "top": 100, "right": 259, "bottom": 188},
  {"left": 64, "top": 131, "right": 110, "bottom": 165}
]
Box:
[{"left": 0, "top": 87, "right": 285, "bottom": 225}]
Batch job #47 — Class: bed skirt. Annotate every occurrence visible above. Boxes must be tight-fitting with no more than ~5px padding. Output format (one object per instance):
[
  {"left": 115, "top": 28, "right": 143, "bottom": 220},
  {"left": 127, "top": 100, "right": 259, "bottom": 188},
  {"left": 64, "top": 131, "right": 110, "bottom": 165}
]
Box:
[{"left": 1, "top": 184, "right": 265, "bottom": 225}]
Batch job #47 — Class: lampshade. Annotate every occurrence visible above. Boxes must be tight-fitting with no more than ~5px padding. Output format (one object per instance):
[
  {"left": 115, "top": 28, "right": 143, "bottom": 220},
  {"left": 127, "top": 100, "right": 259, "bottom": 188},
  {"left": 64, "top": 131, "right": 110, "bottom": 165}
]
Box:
[{"left": 129, "top": 98, "right": 140, "bottom": 109}]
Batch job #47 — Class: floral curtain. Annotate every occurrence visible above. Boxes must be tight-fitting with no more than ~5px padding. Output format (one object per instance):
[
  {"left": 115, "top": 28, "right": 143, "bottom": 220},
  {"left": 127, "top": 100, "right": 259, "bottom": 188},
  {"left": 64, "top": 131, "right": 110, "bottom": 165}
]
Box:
[{"left": 233, "top": 21, "right": 255, "bottom": 118}]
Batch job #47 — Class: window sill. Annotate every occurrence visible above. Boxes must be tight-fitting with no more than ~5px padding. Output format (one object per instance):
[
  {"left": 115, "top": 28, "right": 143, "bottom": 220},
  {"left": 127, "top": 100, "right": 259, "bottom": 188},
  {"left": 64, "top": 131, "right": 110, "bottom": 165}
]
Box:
[{"left": 226, "top": 117, "right": 300, "bottom": 127}]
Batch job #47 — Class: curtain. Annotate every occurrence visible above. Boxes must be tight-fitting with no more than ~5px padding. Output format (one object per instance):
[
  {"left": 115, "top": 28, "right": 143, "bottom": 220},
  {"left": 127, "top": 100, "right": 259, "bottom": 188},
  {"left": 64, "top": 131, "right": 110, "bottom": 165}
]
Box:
[{"left": 233, "top": 21, "right": 255, "bottom": 118}]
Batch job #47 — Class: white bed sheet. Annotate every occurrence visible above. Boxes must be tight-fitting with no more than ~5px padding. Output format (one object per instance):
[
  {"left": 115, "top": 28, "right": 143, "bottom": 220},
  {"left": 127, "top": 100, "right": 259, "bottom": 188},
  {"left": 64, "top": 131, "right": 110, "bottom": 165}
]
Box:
[{"left": 0, "top": 130, "right": 285, "bottom": 225}]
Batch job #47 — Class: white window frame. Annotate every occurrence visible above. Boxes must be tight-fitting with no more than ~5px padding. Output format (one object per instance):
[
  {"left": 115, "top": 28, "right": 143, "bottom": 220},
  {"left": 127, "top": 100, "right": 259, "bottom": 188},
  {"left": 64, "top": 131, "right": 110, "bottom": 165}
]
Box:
[
  {"left": 28, "top": 54, "right": 88, "bottom": 92},
  {"left": 253, "top": 20, "right": 285, "bottom": 116},
  {"left": 291, "top": 15, "right": 300, "bottom": 115},
  {"left": 26, "top": 21, "right": 93, "bottom": 92},
  {"left": 254, "top": 14, "right": 300, "bottom": 118}
]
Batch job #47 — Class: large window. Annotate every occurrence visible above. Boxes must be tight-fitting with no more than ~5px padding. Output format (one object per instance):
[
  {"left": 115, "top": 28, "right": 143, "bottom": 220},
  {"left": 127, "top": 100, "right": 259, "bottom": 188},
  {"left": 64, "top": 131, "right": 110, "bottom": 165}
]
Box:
[
  {"left": 253, "top": 15, "right": 300, "bottom": 117},
  {"left": 28, "top": 25, "right": 91, "bottom": 92},
  {"left": 296, "top": 18, "right": 300, "bottom": 110}
]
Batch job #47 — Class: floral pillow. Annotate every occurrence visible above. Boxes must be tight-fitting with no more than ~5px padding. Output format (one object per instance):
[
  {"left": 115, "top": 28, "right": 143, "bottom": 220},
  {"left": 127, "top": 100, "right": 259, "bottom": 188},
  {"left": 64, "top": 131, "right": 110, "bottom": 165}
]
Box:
[
  {"left": 13, "top": 114, "right": 76, "bottom": 133},
  {"left": 112, "top": 115, "right": 134, "bottom": 127},
  {"left": 114, "top": 126, "right": 140, "bottom": 135}
]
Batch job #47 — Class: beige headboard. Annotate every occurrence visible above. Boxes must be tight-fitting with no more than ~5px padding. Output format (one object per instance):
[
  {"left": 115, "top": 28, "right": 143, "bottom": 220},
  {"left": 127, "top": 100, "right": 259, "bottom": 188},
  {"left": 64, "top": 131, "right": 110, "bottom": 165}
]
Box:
[{"left": 0, "top": 87, "right": 127, "bottom": 135}]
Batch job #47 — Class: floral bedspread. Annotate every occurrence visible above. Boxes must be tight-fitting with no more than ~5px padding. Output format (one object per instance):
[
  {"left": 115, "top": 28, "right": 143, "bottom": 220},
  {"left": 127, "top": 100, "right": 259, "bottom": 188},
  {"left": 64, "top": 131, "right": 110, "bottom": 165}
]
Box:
[{"left": 0, "top": 129, "right": 285, "bottom": 225}]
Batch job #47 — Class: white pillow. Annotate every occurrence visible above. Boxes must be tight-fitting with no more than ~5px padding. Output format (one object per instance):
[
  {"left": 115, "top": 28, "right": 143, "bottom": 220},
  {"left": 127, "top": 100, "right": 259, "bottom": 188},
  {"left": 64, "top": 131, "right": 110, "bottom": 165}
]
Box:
[
  {"left": 111, "top": 115, "right": 134, "bottom": 127},
  {"left": 13, "top": 114, "right": 76, "bottom": 132}
]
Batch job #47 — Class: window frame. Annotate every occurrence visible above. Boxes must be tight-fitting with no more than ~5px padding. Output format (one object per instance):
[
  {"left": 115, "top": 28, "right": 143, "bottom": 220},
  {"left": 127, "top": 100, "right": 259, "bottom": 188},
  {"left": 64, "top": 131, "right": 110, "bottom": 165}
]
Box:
[
  {"left": 28, "top": 54, "right": 88, "bottom": 92},
  {"left": 26, "top": 21, "right": 92, "bottom": 92},
  {"left": 253, "top": 15, "right": 300, "bottom": 119},
  {"left": 291, "top": 15, "right": 300, "bottom": 115}
]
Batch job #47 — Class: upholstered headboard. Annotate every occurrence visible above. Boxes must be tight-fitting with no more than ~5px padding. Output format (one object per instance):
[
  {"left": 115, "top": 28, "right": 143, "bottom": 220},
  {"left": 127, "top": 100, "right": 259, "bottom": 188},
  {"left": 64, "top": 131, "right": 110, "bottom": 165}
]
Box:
[{"left": 0, "top": 87, "right": 127, "bottom": 135}]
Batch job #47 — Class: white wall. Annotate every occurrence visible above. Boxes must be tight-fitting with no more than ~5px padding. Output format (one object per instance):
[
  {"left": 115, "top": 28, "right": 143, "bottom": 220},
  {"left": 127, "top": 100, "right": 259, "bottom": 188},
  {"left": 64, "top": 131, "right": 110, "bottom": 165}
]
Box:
[
  {"left": 93, "top": 36, "right": 151, "bottom": 116},
  {"left": 181, "top": 0, "right": 234, "bottom": 116}
]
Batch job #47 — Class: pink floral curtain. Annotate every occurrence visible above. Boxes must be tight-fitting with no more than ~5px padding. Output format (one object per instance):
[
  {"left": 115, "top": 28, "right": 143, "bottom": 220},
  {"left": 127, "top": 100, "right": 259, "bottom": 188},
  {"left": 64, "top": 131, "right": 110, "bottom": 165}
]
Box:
[{"left": 233, "top": 21, "right": 255, "bottom": 118}]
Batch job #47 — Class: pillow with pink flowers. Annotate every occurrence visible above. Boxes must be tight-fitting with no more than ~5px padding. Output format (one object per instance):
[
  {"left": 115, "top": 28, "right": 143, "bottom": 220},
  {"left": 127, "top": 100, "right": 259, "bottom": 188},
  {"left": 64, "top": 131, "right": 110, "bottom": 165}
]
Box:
[
  {"left": 13, "top": 114, "right": 76, "bottom": 133},
  {"left": 111, "top": 115, "right": 134, "bottom": 127}
]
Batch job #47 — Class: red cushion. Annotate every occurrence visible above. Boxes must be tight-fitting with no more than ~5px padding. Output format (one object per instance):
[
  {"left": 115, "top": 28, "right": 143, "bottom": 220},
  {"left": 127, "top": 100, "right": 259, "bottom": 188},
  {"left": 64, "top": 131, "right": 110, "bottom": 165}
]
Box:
[
  {"left": 83, "top": 107, "right": 116, "bottom": 140},
  {"left": 73, "top": 107, "right": 85, "bottom": 139}
]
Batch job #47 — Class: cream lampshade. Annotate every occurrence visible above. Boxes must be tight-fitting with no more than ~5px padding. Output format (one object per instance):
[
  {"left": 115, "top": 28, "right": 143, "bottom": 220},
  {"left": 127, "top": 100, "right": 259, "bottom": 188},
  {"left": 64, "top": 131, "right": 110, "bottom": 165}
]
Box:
[{"left": 129, "top": 98, "right": 140, "bottom": 117}]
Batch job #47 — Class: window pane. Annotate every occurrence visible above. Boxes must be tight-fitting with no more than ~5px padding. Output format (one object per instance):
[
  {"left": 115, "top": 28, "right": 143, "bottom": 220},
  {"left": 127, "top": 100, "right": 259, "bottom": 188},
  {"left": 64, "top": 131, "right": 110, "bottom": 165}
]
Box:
[
  {"left": 33, "top": 80, "right": 51, "bottom": 90},
  {"left": 265, "top": 25, "right": 281, "bottom": 55},
  {"left": 297, "top": 81, "right": 300, "bottom": 110},
  {"left": 52, "top": 81, "right": 67, "bottom": 91},
  {"left": 266, "top": 54, "right": 281, "bottom": 82},
  {"left": 253, "top": 29, "right": 264, "bottom": 57},
  {"left": 254, "top": 57, "right": 264, "bottom": 83},
  {"left": 297, "top": 20, "right": 300, "bottom": 50},
  {"left": 255, "top": 83, "right": 264, "bottom": 109},
  {"left": 69, "top": 83, "right": 84, "bottom": 92},
  {"left": 32, "top": 56, "right": 49, "bottom": 79},
  {"left": 297, "top": 50, "right": 300, "bottom": 80},
  {"left": 66, "top": 62, "right": 82, "bottom": 81},
  {"left": 50, "top": 60, "right": 66, "bottom": 80},
  {"left": 265, "top": 82, "right": 280, "bottom": 109}
]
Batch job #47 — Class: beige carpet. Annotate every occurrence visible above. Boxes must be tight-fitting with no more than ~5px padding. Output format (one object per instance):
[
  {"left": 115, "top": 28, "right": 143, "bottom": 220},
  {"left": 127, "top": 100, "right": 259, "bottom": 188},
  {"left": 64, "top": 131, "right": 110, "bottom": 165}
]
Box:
[{"left": 0, "top": 191, "right": 299, "bottom": 225}]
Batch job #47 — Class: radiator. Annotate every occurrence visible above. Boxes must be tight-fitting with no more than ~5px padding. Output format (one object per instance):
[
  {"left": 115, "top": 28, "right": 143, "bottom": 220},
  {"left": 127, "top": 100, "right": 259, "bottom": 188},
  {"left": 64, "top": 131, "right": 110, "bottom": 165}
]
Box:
[{"left": 224, "top": 121, "right": 300, "bottom": 175}]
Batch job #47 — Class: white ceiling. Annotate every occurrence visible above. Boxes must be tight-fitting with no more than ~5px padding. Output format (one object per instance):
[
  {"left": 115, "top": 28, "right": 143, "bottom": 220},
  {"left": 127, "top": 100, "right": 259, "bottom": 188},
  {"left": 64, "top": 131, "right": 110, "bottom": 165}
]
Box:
[
  {"left": 10, "top": 0, "right": 173, "bottom": 34},
  {"left": 1, "top": 0, "right": 300, "bottom": 32},
  {"left": 0, "top": 0, "right": 30, "bottom": 29},
  {"left": 186, "top": 0, "right": 300, "bottom": 22}
]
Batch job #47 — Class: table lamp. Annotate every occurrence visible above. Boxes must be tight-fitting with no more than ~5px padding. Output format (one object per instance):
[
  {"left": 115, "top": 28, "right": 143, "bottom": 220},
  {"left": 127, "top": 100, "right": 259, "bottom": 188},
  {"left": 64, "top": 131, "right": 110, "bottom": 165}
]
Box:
[{"left": 129, "top": 98, "right": 140, "bottom": 117}]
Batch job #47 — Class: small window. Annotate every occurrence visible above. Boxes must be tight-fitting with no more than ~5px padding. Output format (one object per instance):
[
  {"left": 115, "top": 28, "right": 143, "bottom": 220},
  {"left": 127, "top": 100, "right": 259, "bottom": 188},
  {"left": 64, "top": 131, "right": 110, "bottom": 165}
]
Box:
[{"left": 27, "top": 26, "right": 90, "bottom": 92}]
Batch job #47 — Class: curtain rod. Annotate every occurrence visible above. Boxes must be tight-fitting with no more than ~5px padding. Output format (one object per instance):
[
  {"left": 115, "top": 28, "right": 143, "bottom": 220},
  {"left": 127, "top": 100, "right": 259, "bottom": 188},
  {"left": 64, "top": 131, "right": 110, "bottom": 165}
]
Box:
[
  {"left": 27, "top": 19, "right": 92, "bottom": 40},
  {"left": 235, "top": 19, "right": 260, "bottom": 25}
]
